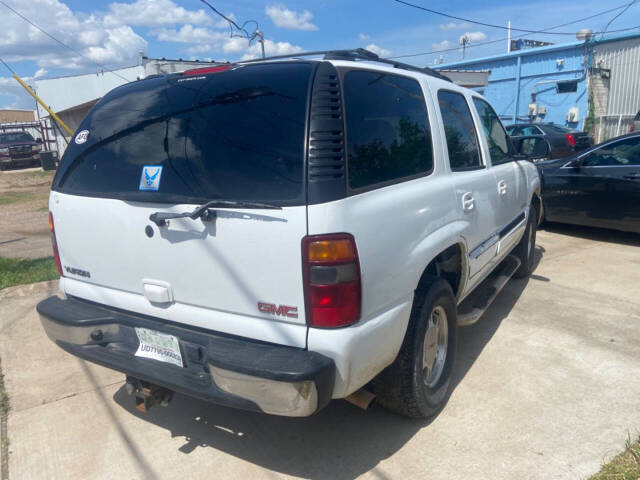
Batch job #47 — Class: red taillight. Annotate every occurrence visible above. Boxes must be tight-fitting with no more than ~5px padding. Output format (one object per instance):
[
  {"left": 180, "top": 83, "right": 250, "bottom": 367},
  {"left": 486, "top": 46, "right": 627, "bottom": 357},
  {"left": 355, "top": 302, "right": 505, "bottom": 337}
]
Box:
[
  {"left": 48, "top": 212, "right": 63, "bottom": 276},
  {"left": 302, "top": 233, "right": 361, "bottom": 328},
  {"left": 566, "top": 133, "right": 576, "bottom": 147},
  {"left": 182, "top": 65, "right": 231, "bottom": 76}
]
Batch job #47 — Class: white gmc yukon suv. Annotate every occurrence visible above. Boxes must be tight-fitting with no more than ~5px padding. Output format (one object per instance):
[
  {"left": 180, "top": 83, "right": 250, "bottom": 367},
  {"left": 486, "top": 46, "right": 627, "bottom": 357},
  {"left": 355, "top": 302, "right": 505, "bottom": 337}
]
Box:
[{"left": 38, "top": 49, "right": 541, "bottom": 418}]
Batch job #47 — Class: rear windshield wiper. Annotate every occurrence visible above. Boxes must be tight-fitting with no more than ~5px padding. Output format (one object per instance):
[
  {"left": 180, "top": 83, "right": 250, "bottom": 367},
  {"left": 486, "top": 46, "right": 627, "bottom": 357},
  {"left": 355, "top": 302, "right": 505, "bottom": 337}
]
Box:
[{"left": 149, "top": 199, "right": 282, "bottom": 226}]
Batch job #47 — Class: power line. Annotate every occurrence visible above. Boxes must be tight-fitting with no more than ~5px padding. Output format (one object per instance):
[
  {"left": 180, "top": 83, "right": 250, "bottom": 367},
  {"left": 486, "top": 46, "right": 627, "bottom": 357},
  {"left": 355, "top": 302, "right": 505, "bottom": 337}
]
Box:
[
  {"left": 0, "top": 0, "right": 130, "bottom": 82},
  {"left": 393, "top": 0, "right": 637, "bottom": 36},
  {"left": 0, "top": 57, "right": 16, "bottom": 75},
  {"left": 389, "top": 24, "right": 640, "bottom": 60},
  {"left": 198, "top": 0, "right": 266, "bottom": 58},
  {"left": 387, "top": 4, "right": 640, "bottom": 61},
  {"left": 600, "top": 0, "right": 638, "bottom": 38}
]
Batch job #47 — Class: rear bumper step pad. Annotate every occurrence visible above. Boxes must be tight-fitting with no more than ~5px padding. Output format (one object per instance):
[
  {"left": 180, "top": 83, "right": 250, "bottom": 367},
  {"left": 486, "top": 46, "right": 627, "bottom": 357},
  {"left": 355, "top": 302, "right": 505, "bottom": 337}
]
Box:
[{"left": 37, "top": 295, "right": 335, "bottom": 417}]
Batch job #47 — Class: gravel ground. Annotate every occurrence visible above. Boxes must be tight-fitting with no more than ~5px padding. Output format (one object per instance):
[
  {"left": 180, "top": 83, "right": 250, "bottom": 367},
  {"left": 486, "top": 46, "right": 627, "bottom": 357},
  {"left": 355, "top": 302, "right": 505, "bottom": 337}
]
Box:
[{"left": 0, "top": 169, "right": 54, "bottom": 259}]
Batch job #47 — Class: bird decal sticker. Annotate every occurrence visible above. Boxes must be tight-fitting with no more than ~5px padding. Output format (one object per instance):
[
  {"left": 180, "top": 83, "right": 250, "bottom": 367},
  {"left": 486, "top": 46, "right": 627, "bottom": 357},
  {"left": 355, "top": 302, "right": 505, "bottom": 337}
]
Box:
[
  {"left": 139, "top": 165, "right": 163, "bottom": 191},
  {"left": 144, "top": 168, "right": 160, "bottom": 186}
]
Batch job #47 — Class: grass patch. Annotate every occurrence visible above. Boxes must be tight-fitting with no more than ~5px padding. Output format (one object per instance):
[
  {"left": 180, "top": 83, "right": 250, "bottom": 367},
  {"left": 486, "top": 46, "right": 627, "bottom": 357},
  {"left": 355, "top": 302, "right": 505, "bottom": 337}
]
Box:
[
  {"left": 36, "top": 206, "right": 48, "bottom": 212},
  {"left": 0, "top": 369, "right": 8, "bottom": 417},
  {"left": 1, "top": 358, "right": 9, "bottom": 480},
  {"left": 0, "top": 191, "right": 35, "bottom": 205},
  {"left": 0, "top": 256, "right": 58, "bottom": 290},
  {"left": 590, "top": 434, "right": 640, "bottom": 480}
]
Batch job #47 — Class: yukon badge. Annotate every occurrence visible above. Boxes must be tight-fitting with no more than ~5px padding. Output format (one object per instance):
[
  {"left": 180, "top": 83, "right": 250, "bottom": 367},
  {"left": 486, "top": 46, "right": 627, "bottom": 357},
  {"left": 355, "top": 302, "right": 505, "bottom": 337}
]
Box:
[{"left": 258, "top": 302, "right": 298, "bottom": 319}]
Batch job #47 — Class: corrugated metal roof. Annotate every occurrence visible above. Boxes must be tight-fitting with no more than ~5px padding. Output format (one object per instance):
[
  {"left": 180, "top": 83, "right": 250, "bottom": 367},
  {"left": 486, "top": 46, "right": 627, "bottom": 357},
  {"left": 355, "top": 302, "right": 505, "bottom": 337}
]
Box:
[{"left": 434, "top": 31, "right": 640, "bottom": 69}]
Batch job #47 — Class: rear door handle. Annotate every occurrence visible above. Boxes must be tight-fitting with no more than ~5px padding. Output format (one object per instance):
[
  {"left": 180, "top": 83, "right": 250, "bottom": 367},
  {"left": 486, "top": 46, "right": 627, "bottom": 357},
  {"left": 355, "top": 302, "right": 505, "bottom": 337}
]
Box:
[
  {"left": 623, "top": 172, "right": 640, "bottom": 180},
  {"left": 461, "top": 192, "right": 475, "bottom": 211},
  {"left": 497, "top": 180, "right": 507, "bottom": 196}
]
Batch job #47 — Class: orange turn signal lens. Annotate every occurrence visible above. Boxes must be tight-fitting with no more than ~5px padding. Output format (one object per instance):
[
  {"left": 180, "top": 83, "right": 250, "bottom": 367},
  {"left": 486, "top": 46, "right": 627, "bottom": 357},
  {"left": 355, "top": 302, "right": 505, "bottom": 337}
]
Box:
[
  {"left": 48, "top": 212, "right": 54, "bottom": 232},
  {"left": 307, "top": 238, "right": 356, "bottom": 263}
]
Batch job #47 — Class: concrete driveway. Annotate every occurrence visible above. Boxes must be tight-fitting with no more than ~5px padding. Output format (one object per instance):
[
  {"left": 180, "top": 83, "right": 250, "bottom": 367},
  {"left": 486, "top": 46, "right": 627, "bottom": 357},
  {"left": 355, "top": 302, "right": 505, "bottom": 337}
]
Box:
[{"left": 1, "top": 224, "right": 639, "bottom": 480}]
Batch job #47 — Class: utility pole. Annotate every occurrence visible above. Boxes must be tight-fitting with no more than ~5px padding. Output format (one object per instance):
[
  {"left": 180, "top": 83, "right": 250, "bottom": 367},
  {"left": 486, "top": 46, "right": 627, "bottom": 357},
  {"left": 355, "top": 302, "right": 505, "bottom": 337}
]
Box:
[
  {"left": 507, "top": 21, "right": 511, "bottom": 53},
  {"left": 255, "top": 29, "right": 266, "bottom": 59},
  {"left": 459, "top": 34, "right": 471, "bottom": 60}
]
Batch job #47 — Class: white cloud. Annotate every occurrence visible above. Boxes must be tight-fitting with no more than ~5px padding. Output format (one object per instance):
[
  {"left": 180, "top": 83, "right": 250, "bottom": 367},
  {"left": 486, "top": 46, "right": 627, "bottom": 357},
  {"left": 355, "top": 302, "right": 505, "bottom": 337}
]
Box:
[
  {"left": 431, "top": 40, "right": 456, "bottom": 51},
  {"left": 34, "top": 68, "right": 47, "bottom": 78},
  {"left": 155, "top": 25, "right": 303, "bottom": 61},
  {"left": 463, "top": 31, "right": 488, "bottom": 42},
  {"left": 358, "top": 33, "right": 370, "bottom": 41},
  {"left": 440, "top": 22, "right": 469, "bottom": 31},
  {"left": 104, "top": 0, "right": 212, "bottom": 27},
  {"left": 154, "top": 25, "right": 223, "bottom": 44},
  {"left": 0, "top": 0, "right": 146, "bottom": 69},
  {"left": 365, "top": 43, "right": 391, "bottom": 57},
  {"left": 240, "top": 40, "right": 302, "bottom": 60},
  {"left": 265, "top": 5, "right": 318, "bottom": 31}
]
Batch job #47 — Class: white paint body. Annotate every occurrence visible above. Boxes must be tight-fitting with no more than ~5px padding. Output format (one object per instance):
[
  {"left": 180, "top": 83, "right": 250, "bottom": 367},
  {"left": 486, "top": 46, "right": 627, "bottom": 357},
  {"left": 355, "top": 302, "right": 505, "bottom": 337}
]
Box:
[{"left": 50, "top": 60, "right": 540, "bottom": 399}]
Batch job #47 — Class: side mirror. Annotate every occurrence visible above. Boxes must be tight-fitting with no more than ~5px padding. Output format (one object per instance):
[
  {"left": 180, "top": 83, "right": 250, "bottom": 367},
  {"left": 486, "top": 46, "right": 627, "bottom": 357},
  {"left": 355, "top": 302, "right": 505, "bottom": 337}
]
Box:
[
  {"left": 514, "top": 136, "right": 550, "bottom": 163},
  {"left": 36, "top": 138, "right": 43, "bottom": 144}
]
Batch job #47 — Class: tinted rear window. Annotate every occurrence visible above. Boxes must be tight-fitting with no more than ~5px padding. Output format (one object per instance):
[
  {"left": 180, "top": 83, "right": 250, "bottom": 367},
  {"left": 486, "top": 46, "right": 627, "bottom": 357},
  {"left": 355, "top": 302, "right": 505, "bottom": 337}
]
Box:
[
  {"left": 0, "top": 132, "right": 34, "bottom": 143},
  {"left": 544, "top": 125, "right": 577, "bottom": 134},
  {"left": 437, "top": 90, "right": 482, "bottom": 171},
  {"left": 55, "top": 63, "right": 313, "bottom": 205}
]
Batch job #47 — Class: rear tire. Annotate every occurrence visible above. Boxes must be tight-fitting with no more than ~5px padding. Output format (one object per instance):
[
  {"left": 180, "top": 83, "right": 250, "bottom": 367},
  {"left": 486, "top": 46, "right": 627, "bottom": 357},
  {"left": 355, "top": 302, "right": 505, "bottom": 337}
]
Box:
[
  {"left": 513, "top": 205, "right": 537, "bottom": 278},
  {"left": 373, "top": 277, "right": 458, "bottom": 418}
]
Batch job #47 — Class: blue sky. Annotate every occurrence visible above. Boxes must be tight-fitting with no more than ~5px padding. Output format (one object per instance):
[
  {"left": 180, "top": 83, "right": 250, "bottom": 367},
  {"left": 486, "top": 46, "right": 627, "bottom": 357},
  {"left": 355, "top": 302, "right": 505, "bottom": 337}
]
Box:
[{"left": 1, "top": 0, "right": 639, "bottom": 109}]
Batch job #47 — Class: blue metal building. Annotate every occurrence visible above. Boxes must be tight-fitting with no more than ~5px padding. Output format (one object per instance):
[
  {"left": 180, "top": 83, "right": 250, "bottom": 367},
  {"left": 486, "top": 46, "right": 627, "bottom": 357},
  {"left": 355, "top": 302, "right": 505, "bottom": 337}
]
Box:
[{"left": 434, "top": 32, "right": 640, "bottom": 138}]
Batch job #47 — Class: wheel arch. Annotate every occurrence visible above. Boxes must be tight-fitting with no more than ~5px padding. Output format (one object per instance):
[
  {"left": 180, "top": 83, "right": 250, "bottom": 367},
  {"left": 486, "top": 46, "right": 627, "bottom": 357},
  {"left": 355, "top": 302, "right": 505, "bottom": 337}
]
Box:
[{"left": 415, "top": 241, "right": 467, "bottom": 302}]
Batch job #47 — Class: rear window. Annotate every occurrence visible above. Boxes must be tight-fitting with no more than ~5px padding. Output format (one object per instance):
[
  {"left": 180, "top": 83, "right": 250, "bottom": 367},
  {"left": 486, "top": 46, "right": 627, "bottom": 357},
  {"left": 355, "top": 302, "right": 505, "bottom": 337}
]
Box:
[
  {"left": 437, "top": 90, "right": 482, "bottom": 171},
  {"left": 0, "top": 132, "right": 34, "bottom": 143},
  {"left": 544, "top": 125, "right": 577, "bottom": 134},
  {"left": 55, "top": 63, "right": 313, "bottom": 205}
]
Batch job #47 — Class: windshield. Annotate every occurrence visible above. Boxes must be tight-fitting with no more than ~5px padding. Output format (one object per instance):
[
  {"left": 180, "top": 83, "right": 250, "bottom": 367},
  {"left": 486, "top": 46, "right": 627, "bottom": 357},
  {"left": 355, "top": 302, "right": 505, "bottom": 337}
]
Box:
[
  {"left": 0, "top": 132, "right": 34, "bottom": 143},
  {"left": 54, "top": 62, "right": 314, "bottom": 206}
]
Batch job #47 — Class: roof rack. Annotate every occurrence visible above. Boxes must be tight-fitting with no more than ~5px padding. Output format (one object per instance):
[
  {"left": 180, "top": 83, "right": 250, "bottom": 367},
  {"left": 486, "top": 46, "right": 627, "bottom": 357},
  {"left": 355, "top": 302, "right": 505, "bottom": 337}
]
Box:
[{"left": 238, "top": 48, "right": 451, "bottom": 82}]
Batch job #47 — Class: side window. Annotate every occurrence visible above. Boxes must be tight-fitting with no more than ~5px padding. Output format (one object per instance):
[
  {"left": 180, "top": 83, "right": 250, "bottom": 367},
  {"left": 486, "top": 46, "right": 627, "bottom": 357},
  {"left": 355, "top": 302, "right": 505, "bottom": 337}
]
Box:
[
  {"left": 343, "top": 70, "right": 433, "bottom": 190},
  {"left": 520, "top": 126, "right": 542, "bottom": 136},
  {"left": 437, "top": 90, "right": 482, "bottom": 171},
  {"left": 472, "top": 98, "right": 511, "bottom": 165},
  {"left": 583, "top": 137, "right": 640, "bottom": 167}
]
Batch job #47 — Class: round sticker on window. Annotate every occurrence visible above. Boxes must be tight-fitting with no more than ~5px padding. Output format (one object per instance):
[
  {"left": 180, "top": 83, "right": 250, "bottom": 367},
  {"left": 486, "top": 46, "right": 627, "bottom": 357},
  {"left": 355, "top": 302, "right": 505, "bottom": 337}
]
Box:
[{"left": 75, "top": 130, "right": 90, "bottom": 144}]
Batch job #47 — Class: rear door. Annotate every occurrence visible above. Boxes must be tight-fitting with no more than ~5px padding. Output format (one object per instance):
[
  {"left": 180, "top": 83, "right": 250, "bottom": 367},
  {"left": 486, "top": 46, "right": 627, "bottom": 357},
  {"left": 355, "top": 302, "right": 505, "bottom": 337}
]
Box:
[
  {"left": 50, "top": 62, "right": 315, "bottom": 347},
  {"left": 436, "top": 89, "right": 498, "bottom": 279}
]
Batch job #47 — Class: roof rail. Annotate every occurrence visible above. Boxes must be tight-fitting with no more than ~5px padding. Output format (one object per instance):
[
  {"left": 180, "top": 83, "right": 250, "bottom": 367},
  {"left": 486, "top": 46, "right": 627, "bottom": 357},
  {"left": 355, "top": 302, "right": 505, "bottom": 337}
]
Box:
[{"left": 238, "top": 48, "right": 451, "bottom": 82}]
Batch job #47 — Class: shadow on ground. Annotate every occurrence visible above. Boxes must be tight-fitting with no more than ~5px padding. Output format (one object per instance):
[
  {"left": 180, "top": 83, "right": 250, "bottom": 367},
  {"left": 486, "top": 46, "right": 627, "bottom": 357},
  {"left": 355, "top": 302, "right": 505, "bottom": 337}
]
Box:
[
  {"left": 109, "top": 247, "right": 544, "bottom": 480},
  {"left": 542, "top": 222, "right": 640, "bottom": 247}
]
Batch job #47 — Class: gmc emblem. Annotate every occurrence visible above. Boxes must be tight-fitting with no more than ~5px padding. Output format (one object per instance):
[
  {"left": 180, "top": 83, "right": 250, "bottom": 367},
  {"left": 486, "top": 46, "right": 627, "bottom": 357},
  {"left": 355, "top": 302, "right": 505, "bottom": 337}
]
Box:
[{"left": 258, "top": 302, "right": 299, "bottom": 319}]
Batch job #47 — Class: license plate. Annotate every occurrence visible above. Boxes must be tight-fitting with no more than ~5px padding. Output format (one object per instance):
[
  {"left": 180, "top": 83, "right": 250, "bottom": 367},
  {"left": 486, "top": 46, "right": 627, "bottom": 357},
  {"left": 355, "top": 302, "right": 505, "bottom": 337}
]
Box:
[{"left": 135, "top": 328, "right": 183, "bottom": 367}]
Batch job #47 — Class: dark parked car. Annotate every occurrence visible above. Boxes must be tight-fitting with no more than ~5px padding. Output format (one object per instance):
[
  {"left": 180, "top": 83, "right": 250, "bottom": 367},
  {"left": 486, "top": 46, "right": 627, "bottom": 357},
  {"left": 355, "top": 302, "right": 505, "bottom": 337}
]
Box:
[
  {"left": 506, "top": 123, "right": 593, "bottom": 159},
  {"left": 0, "top": 131, "right": 42, "bottom": 170},
  {"left": 537, "top": 133, "right": 640, "bottom": 234},
  {"left": 630, "top": 110, "right": 640, "bottom": 133}
]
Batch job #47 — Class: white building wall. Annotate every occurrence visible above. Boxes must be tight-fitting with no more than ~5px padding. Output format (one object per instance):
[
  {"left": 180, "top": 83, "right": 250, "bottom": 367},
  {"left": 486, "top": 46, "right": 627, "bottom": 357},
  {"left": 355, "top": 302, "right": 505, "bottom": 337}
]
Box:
[{"left": 593, "top": 37, "right": 640, "bottom": 139}]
